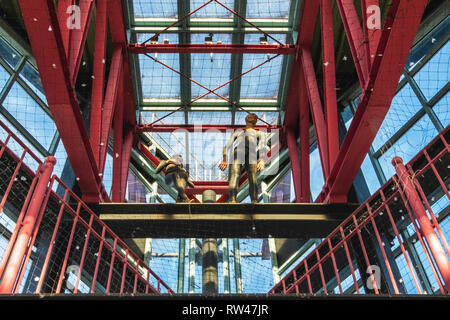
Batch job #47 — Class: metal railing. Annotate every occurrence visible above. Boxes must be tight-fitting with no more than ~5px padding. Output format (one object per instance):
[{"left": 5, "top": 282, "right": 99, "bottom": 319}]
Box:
[
  {"left": 270, "top": 126, "right": 449, "bottom": 295},
  {"left": 0, "top": 119, "right": 174, "bottom": 294}
]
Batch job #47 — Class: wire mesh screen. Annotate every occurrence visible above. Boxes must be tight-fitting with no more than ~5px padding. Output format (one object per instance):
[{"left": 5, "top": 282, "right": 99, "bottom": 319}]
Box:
[
  {"left": 0, "top": 119, "right": 174, "bottom": 294},
  {"left": 271, "top": 127, "right": 449, "bottom": 295}
]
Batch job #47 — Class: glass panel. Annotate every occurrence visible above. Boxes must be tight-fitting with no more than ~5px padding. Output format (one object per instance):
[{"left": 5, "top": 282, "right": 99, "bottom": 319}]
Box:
[
  {"left": 413, "top": 40, "right": 449, "bottom": 101},
  {"left": 0, "top": 113, "right": 43, "bottom": 169},
  {"left": 246, "top": 0, "right": 291, "bottom": 19},
  {"left": 406, "top": 16, "right": 450, "bottom": 71},
  {"left": 0, "top": 36, "right": 21, "bottom": 69},
  {"left": 127, "top": 171, "right": 148, "bottom": 203},
  {"left": 19, "top": 62, "right": 47, "bottom": 103},
  {"left": 2, "top": 82, "right": 56, "bottom": 150},
  {"left": 234, "top": 111, "right": 279, "bottom": 125},
  {"left": 132, "top": 0, "right": 178, "bottom": 18},
  {"left": 342, "top": 105, "right": 353, "bottom": 129},
  {"left": 378, "top": 115, "right": 438, "bottom": 179},
  {"left": 269, "top": 169, "right": 291, "bottom": 203},
  {"left": 431, "top": 92, "right": 449, "bottom": 128},
  {"left": 53, "top": 139, "right": 69, "bottom": 178},
  {"left": 188, "top": 111, "right": 232, "bottom": 125},
  {"left": 360, "top": 154, "right": 381, "bottom": 195},
  {"left": 240, "top": 34, "right": 285, "bottom": 99},
  {"left": 190, "top": 0, "right": 234, "bottom": 18},
  {"left": 103, "top": 153, "right": 113, "bottom": 196},
  {"left": 0, "top": 63, "right": 10, "bottom": 92},
  {"left": 141, "top": 110, "right": 186, "bottom": 125},
  {"left": 190, "top": 32, "right": 232, "bottom": 44},
  {"left": 190, "top": 34, "right": 232, "bottom": 101},
  {"left": 139, "top": 53, "right": 180, "bottom": 99},
  {"left": 372, "top": 83, "right": 423, "bottom": 152},
  {"left": 310, "top": 146, "right": 324, "bottom": 201}
]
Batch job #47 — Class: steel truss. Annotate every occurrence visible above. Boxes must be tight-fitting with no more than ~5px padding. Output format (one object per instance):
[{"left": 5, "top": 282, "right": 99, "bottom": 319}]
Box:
[{"left": 16, "top": 0, "right": 430, "bottom": 204}]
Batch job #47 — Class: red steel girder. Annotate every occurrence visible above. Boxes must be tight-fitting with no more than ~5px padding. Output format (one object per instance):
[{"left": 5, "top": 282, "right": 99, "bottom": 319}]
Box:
[
  {"left": 90, "top": 0, "right": 108, "bottom": 168},
  {"left": 129, "top": 44, "right": 295, "bottom": 55},
  {"left": 111, "top": 74, "right": 125, "bottom": 202},
  {"left": 286, "top": 128, "right": 302, "bottom": 202},
  {"left": 320, "top": 0, "right": 339, "bottom": 171},
  {"left": 137, "top": 124, "right": 280, "bottom": 133},
  {"left": 69, "top": 0, "right": 95, "bottom": 84},
  {"left": 99, "top": 46, "right": 124, "bottom": 175},
  {"left": 301, "top": 48, "right": 330, "bottom": 179},
  {"left": 18, "top": 0, "right": 105, "bottom": 201},
  {"left": 362, "top": 0, "right": 382, "bottom": 68},
  {"left": 298, "top": 60, "right": 311, "bottom": 203},
  {"left": 320, "top": 0, "right": 429, "bottom": 203},
  {"left": 296, "top": 0, "right": 320, "bottom": 46},
  {"left": 336, "top": 0, "right": 370, "bottom": 86}
]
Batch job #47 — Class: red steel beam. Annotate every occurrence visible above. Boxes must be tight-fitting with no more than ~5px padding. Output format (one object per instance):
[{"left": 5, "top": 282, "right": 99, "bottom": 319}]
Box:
[
  {"left": 90, "top": 0, "right": 108, "bottom": 167},
  {"left": 57, "top": 0, "right": 74, "bottom": 59},
  {"left": 111, "top": 75, "right": 124, "bottom": 202},
  {"left": 99, "top": 46, "right": 123, "bottom": 175},
  {"left": 18, "top": 0, "right": 103, "bottom": 200},
  {"left": 137, "top": 124, "right": 279, "bottom": 133},
  {"left": 117, "top": 129, "right": 134, "bottom": 202},
  {"left": 362, "top": 0, "right": 382, "bottom": 68},
  {"left": 69, "top": 0, "right": 95, "bottom": 83},
  {"left": 298, "top": 60, "right": 311, "bottom": 203},
  {"left": 286, "top": 128, "right": 302, "bottom": 203},
  {"left": 297, "top": 0, "right": 320, "bottom": 46},
  {"left": 301, "top": 48, "right": 329, "bottom": 179},
  {"left": 129, "top": 44, "right": 295, "bottom": 55},
  {"left": 320, "top": 0, "right": 339, "bottom": 171},
  {"left": 282, "top": 59, "right": 301, "bottom": 130},
  {"left": 336, "top": 0, "right": 370, "bottom": 86},
  {"left": 321, "top": 0, "right": 429, "bottom": 202}
]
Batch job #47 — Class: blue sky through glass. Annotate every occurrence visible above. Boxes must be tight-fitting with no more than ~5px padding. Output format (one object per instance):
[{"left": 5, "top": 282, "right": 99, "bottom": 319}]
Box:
[
  {"left": 413, "top": 41, "right": 449, "bottom": 101},
  {"left": 2, "top": 82, "right": 56, "bottom": 150},
  {"left": 132, "top": 0, "right": 178, "bottom": 18}
]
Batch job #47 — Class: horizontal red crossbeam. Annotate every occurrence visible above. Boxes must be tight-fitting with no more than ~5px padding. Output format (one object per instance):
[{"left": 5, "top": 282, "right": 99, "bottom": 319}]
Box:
[
  {"left": 137, "top": 124, "right": 280, "bottom": 133},
  {"left": 128, "top": 43, "right": 295, "bottom": 55}
]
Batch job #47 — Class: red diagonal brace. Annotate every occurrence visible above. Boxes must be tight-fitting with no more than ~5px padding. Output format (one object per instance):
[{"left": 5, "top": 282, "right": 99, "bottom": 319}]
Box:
[
  {"left": 321, "top": 0, "right": 429, "bottom": 203},
  {"left": 362, "top": 0, "right": 382, "bottom": 67},
  {"left": 336, "top": 0, "right": 370, "bottom": 87},
  {"left": 297, "top": 0, "right": 320, "bottom": 46},
  {"left": 112, "top": 75, "right": 124, "bottom": 202},
  {"left": 69, "top": 0, "right": 95, "bottom": 83},
  {"left": 301, "top": 48, "right": 329, "bottom": 179},
  {"left": 90, "top": 0, "right": 108, "bottom": 168},
  {"left": 57, "top": 0, "right": 75, "bottom": 59},
  {"left": 320, "top": 0, "right": 339, "bottom": 171},
  {"left": 18, "top": 0, "right": 103, "bottom": 200},
  {"left": 99, "top": 46, "right": 124, "bottom": 175}
]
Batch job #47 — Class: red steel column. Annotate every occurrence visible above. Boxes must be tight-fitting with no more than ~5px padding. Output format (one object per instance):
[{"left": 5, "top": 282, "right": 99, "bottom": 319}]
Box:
[
  {"left": 320, "top": 0, "right": 339, "bottom": 171},
  {"left": 393, "top": 156, "right": 450, "bottom": 292},
  {"left": 287, "top": 128, "right": 302, "bottom": 203},
  {"left": 0, "top": 156, "right": 56, "bottom": 293}
]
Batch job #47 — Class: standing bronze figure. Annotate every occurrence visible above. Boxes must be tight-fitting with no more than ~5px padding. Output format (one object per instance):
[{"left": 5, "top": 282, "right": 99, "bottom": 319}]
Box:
[
  {"left": 219, "top": 113, "right": 267, "bottom": 203},
  {"left": 155, "top": 154, "right": 195, "bottom": 203}
]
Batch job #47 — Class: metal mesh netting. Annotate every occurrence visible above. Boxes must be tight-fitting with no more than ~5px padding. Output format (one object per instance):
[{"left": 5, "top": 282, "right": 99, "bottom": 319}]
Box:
[{"left": 272, "top": 129, "right": 450, "bottom": 295}]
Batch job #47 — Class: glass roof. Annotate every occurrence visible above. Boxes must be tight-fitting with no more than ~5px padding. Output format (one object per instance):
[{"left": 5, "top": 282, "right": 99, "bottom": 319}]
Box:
[{"left": 128, "top": 0, "right": 298, "bottom": 182}]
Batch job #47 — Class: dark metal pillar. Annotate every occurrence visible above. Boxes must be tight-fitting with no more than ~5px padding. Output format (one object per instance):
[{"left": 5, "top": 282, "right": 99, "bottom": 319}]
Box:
[{"left": 201, "top": 190, "right": 218, "bottom": 294}]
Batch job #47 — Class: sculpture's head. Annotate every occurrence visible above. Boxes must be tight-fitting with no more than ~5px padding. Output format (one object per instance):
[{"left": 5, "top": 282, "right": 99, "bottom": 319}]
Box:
[
  {"left": 245, "top": 113, "right": 258, "bottom": 126},
  {"left": 172, "top": 154, "right": 183, "bottom": 165}
]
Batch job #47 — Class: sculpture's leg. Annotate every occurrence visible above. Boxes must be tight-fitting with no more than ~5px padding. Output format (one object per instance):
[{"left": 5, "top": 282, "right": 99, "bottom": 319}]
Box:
[
  {"left": 247, "top": 163, "right": 258, "bottom": 203},
  {"left": 154, "top": 160, "right": 167, "bottom": 174},
  {"left": 228, "top": 162, "right": 241, "bottom": 203},
  {"left": 174, "top": 173, "right": 188, "bottom": 202}
]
